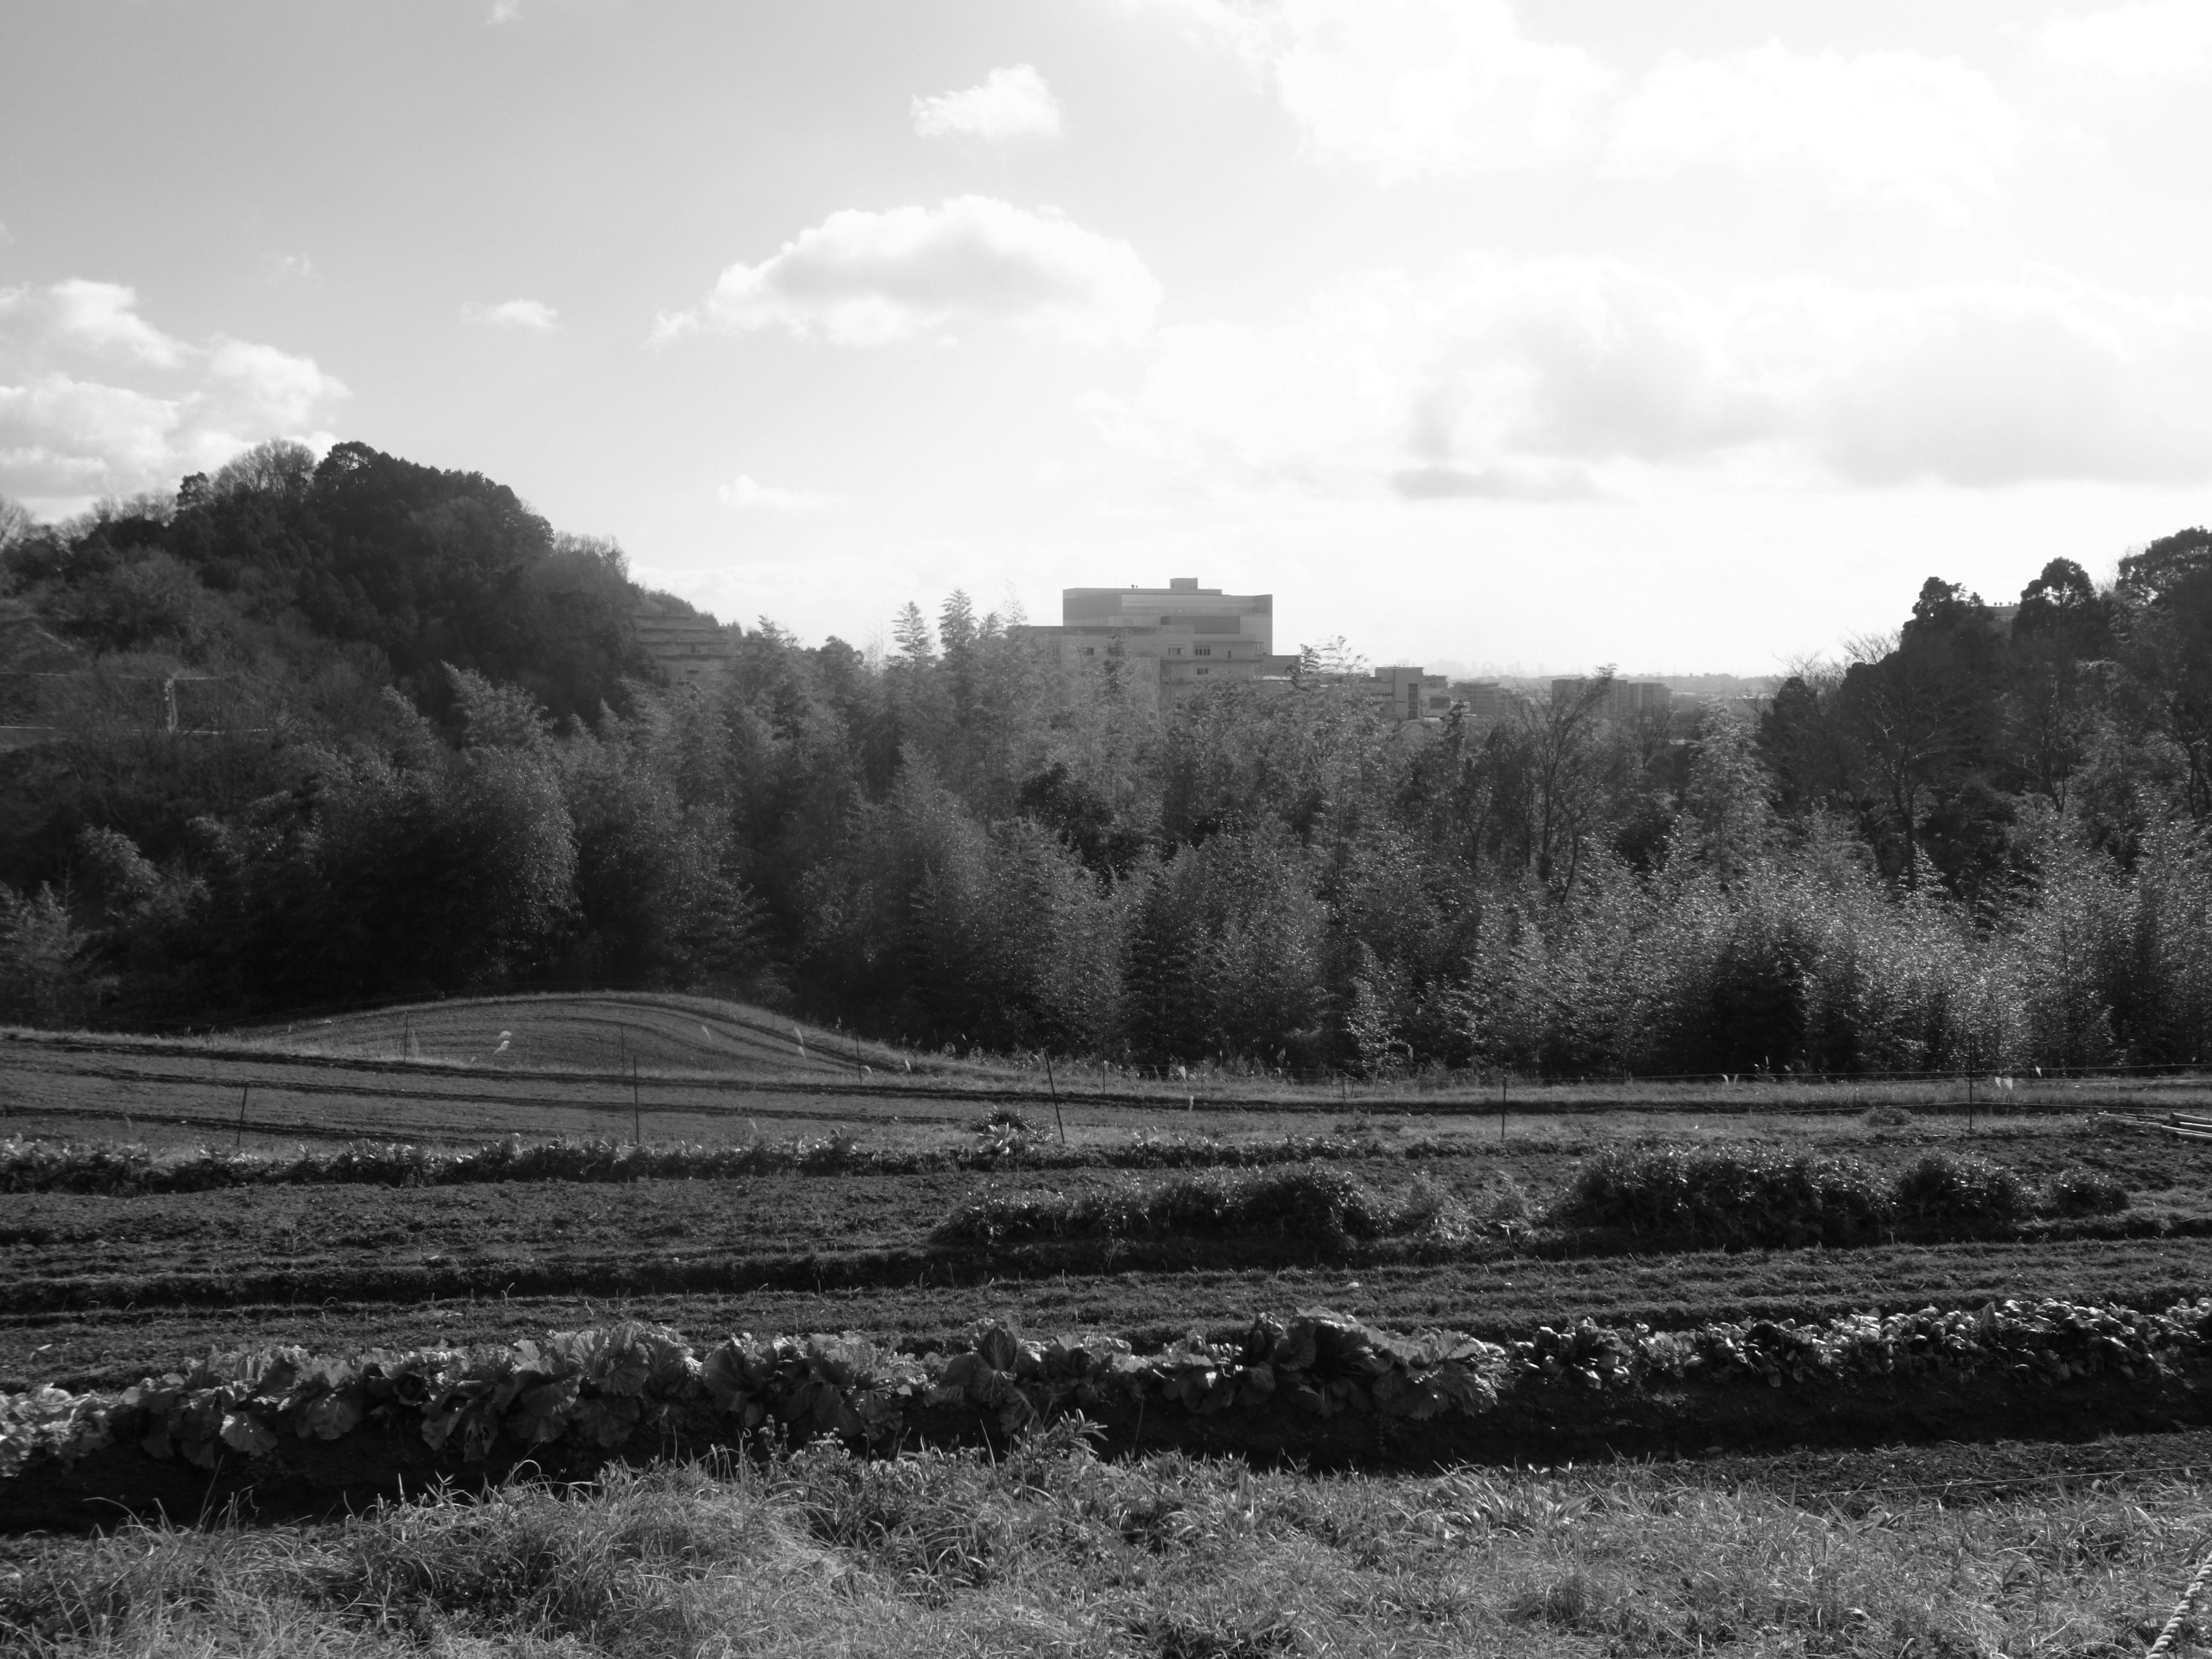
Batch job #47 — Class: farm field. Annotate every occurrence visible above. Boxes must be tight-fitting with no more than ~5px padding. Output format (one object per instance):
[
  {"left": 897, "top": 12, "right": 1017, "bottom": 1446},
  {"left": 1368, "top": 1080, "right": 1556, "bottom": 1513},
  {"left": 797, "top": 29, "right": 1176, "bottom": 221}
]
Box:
[
  {"left": 6, "top": 991, "right": 2212, "bottom": 1527},
  {"left": 12, "top": 1232, "right": 2212, "bottom": 1395},
  {"left": 13, "top": 990, "right": 2212, "bottom": 1158}
]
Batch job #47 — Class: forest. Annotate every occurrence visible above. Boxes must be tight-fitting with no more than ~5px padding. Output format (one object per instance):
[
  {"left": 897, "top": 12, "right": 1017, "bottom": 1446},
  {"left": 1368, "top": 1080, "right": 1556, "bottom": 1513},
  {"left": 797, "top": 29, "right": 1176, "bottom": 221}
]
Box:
[{"left": 4, "top": 437, "right": 2212, "bottom": 1080}]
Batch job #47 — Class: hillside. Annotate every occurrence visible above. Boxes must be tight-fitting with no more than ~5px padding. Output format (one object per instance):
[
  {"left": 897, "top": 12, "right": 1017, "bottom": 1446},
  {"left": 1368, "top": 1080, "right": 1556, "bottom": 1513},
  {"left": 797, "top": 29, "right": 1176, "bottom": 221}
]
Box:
[{"left": 253, "top": 989, "right": 929, "bottom": 1077}]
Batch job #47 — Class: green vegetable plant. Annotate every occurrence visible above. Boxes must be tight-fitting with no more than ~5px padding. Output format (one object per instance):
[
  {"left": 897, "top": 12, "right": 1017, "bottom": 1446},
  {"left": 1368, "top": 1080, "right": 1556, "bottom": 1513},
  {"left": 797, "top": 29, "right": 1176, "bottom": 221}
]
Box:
[{"left": 6, "top": 1298, "right": 2206, "bottom": 1502}]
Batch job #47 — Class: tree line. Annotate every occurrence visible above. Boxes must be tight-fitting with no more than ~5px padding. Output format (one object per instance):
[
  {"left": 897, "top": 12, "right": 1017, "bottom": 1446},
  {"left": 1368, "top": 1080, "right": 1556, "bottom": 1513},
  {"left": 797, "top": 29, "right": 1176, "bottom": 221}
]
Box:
[{"left": 5, "top": 440, "right": 2212, "bottom": 1076}]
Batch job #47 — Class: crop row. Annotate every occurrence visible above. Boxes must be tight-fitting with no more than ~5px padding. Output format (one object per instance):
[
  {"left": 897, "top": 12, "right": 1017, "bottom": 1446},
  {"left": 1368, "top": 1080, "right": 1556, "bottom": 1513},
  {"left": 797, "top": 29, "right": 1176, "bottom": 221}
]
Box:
[
  {"left": 0, "top": 1126, "right": 1455, "bottom": 1195},
  {"left": 4, "top": 1297, "right": 2207, "bottom": 1527},
  {"left": 1554, "top": 1145, "right": 2130, "bottom": 1245}
]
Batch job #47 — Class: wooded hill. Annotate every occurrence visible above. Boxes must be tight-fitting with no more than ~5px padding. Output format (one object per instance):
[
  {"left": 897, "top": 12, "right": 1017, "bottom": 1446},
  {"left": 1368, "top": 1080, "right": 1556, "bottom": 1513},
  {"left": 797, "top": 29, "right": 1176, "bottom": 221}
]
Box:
[{"left": 4, "top": 440, "right": 2212, "bottom": 1080}]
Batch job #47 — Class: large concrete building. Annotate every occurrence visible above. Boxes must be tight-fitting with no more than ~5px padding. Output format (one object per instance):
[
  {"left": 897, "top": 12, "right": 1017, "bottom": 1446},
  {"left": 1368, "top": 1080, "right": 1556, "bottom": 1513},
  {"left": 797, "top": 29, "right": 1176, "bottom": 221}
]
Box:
[
  {"left": 1011, "top": 578, "right": 1300, "bottom": 698},
  {"left": 1359, "top": 665, "right": 1456, "bottom": 721},
  {"left": 1551, "top": 677, "right": 1675, "bottom": 721}
]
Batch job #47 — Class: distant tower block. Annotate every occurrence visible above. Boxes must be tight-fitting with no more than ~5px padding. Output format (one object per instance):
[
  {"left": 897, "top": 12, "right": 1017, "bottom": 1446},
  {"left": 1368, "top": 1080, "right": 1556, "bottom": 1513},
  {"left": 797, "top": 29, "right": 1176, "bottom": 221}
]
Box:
[{"left": 1009, "top": 577, "right": 1300, "bottom": 700}]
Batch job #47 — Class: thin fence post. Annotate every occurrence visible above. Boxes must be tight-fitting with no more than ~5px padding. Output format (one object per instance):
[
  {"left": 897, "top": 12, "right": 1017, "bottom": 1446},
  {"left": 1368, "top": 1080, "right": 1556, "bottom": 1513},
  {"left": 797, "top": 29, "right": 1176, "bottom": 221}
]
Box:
[
  {"left": 234, "top": 1084, "right": 249, "bottom": 1148},
  {"left": 632, "top": 1058, "right": 642, "bottom": 1145},
  {"left": 1045, "top": 1052, "right": 1067, "bottom": 1146},
  {"left": 1967, "top": 1071, "right": 1975, "bottom": 1135},
  {"left": 1499, "top": 1072, "right": 1508, "bottom": 1145}
]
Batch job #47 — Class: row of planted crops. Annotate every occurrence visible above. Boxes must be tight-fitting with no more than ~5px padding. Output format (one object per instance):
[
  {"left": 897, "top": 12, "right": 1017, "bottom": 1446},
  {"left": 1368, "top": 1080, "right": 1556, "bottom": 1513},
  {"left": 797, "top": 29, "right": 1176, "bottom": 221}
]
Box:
[{"left": 3, "top": 1297, "right": 2207, "bottom": 1527}]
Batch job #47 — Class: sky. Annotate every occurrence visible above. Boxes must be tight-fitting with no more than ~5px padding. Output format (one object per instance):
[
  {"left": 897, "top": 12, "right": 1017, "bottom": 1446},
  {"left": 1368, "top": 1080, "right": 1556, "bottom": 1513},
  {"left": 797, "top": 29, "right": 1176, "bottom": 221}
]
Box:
[{"left": 4, "top": 1, "right": 2211, "bottom": 675}]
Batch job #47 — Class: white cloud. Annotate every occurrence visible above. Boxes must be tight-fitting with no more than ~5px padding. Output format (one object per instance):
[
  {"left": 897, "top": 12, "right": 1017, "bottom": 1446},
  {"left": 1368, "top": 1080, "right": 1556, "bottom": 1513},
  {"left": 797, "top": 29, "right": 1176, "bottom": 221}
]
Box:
[
  {"left": 2040, "top": 1, "right": 2212, "bottom": 77},
  {"left": 1611, "top": 44, "right": 2023, "bottom": 210},
  {"left": 1150, "top": 0, "right": 1612, "bottom": 179},
  {"left": 717, "top": 474, "right": 843, "bottom": 513},
  {"left": 913, "top": 65, "right": 1063, "bottom": 141},
  {"left": 269, "top": 253, "right": 317, "bottom": 281},
  {"left": 1142, "top": 3, "right": 2023, "bottom": 206},
  {"left": 42, "top": 279, "right": 191, "bottom": 367},
  {"left": 488, "top": 0, "right": 522, "bottom": 22},
  {"left": 463, "top": 297, "right": 560, "bottom": 331},
  {"left": 0, "top": 279, "right": 347, "bottom": 510},
  {"left": 1088, "top": 257, "right": 2212, "bottom": 497},
  {"left": 654, "top": 195, "right": 1161, "bottom": 347}
]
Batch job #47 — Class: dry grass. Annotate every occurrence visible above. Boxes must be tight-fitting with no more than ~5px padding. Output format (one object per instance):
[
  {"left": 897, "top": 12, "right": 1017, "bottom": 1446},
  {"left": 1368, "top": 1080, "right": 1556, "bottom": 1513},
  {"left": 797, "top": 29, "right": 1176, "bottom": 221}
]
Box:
[{"left": 3, "top": 1431, "right": 2207, "bottom": 1657}]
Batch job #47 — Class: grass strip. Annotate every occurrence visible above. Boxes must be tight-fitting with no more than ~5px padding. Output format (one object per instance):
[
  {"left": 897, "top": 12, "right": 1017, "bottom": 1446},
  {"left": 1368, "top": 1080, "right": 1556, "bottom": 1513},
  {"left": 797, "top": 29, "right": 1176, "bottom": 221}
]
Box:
[
  {"left": 0, "top": 1125, "right": 1454, "bottom": 1195},
  {"left": 6, "top": 1432, "right": 2207, "bottom": 1656}
]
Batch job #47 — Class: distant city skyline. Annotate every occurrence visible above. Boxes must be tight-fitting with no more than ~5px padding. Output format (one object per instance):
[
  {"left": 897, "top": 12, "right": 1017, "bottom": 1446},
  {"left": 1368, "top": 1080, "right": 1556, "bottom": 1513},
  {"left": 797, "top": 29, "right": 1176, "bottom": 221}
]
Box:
[{"left": 5, "top": 1, "right": 2209, "bottom": 675}]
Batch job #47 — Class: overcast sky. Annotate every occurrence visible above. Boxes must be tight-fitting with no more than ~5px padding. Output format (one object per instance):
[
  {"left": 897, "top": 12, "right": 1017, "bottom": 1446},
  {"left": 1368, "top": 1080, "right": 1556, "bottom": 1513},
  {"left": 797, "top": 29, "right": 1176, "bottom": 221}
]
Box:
[{"left": 5, "top": 1, "right": 2211, "bottom": 674}]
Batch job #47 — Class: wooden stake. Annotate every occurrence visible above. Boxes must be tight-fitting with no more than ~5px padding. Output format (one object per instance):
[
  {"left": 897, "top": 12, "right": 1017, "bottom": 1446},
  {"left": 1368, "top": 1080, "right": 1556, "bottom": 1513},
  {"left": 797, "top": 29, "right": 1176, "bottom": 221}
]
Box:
[
  {"left": 1499, "top": 1072, "right": 1508, "bottom": 1145},
  {"left": 1044, "top": 1052, "right": 1067, "bottom": 1146},
  {"left": 632, "top": 1058, "right": 642, "bottom": 1145},
  {"left": 234, "top": 1084, "right": 249, "bottom": 1148}
]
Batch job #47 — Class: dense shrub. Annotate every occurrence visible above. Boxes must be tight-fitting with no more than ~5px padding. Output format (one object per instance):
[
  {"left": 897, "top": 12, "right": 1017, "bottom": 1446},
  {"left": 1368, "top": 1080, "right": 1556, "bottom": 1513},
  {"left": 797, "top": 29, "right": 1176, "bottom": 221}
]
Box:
[
  {"left": 1550, "top": 1146, "right": 1892, "bottom": 1248},
  {"left": 1892, "top": 1153, "right": 2031, "bottom": 1230},
  {"left": 2043, "top": 1169, "right": 2131, "bottom": 1218},
  {"left": 1552, "top": 1145, "right": 2073, "bottom": 1247},
  {"left": 934, "top": 1166, "right": 1456, "bottom": 1248}
]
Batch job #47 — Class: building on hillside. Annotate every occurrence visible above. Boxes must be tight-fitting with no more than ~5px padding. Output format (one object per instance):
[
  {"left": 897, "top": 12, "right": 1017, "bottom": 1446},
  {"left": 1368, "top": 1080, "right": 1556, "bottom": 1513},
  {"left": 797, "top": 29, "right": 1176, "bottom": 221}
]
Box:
[
  {"left": 1551, "top": 677, "right": 1675, "bottom": 721},
  {"left": 1010, "top": 578, "right": 1300, "bottom": 700},
  {"left": 632, "top": 597, "right": 738, "bottom": 689}
]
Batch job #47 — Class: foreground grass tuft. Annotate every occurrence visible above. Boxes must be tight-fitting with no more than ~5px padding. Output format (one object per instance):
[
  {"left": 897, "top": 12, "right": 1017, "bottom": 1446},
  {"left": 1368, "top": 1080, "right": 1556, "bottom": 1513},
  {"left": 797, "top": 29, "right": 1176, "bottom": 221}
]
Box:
[{"left": 2, "top": 1434, "right": 2206, "bottom": 1657}]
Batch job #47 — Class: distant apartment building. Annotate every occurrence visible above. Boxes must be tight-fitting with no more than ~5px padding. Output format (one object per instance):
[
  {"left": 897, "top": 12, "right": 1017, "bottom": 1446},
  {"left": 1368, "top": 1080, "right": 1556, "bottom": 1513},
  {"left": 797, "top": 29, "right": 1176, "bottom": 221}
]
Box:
[
  {"left": 1011, "top": 578, "right": 1300, "bottom": 698},
  {"left": 1551, "top": 677, "right": 1675, "bottom": 721},
  {"left": 632, "top": 597, "right": 738, "bottom": 688},
  {"left": 1453, "top": 680, "right": 1522, "bottom": 724},
  {"left": 1360, "top": 665, "right": 1455, "bottom": 721}
]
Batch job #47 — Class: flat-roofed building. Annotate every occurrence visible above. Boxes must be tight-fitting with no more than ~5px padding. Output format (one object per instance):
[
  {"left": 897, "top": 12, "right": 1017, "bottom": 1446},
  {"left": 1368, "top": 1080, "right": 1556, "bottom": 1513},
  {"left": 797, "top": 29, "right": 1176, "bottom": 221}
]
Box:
[
  {"left": 1453, "top": 680, "right": 1523, "bottom": 724},
  {"left": 1362, "top": 665, "right": 1456, "bottom": 721},
  {"left": 1551, "top": 677, "right": 1675, "bottom": 721},
  {"left": 1012, "top": 577, "right": 1300, "bottom": 698}
]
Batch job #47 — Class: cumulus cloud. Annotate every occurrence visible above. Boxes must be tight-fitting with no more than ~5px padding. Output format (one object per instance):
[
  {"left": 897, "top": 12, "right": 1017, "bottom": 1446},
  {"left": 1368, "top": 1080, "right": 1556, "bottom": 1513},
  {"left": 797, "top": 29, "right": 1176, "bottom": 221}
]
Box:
[
  {"left": 1150, "top": 0, "right": 1612, "bottom": 178},
  {"left": 2040, "top": 1, "right": 2212, "bottom": 77},
  {"left": 717, "top": 474, "right": 843, "bottom": 512},
  {"left": 1087, "top": 257, "right": 2212, "bottom": 497},
  {"left": 1142, "top": 1, "right": 2022, "bottom": 204},
  {"left": 463, "top": 298, "right": 560, "bottom": 331},
  {"left": 1611, "top": 44, "right": 2022, "bottom": 210},
  {"left": 913, "top": 65, "right": 1062, "bottom": 140},
  {"left": 653, "top": 196, "right": 1161, "bottom": 347},
  {"left": 0, "top": 280, "right": 347, "bottom": 512},
  {"left": 44, "top": 279, "right": 191, "bottom": 367}
]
